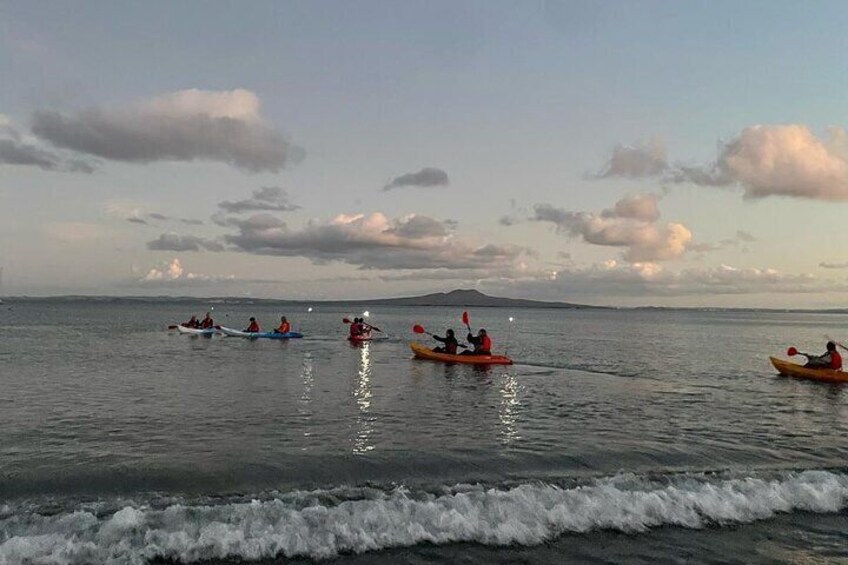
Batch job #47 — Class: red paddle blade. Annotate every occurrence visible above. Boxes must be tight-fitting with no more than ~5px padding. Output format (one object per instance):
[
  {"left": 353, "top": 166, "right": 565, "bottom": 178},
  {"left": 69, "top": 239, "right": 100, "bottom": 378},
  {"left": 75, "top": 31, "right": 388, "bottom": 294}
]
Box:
[
  {"left": 787, "top": 347, "right": 798, "bottom": 356},
  {"left": 342, "top": 318, "right": 351, "bottom": 324},
  {"left": 462, "top": 311, "right": 469, "bottom": 325},
  {"left": 413, "top": 324, "right": 426, "bottom": 334}
]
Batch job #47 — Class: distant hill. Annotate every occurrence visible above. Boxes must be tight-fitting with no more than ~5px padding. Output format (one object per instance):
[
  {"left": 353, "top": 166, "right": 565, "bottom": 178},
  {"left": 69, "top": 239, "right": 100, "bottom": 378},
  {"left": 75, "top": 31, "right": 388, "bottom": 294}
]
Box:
[
  {"left": 341, "top": 289, "right": 603, "bottom": 309},
  {"left": 4, "top": 289, "right": 602, "bottom": 309}
]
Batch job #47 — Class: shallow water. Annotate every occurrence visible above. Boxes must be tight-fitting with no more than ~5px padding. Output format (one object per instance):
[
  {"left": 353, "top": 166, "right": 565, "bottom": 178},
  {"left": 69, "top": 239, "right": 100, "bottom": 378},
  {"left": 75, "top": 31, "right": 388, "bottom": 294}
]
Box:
[{"left": 1, "top": 300, "right": 847, "bottom": 563}]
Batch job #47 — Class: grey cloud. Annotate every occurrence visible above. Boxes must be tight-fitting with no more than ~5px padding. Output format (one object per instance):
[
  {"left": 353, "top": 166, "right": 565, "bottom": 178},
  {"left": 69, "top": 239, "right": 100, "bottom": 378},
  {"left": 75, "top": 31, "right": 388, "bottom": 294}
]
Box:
[
  {"left": 147, "top": 233, "right": 224, "bottom": 252},
  {"left": 31, "top": 89, "right": 302, "bottom": 173},
  {"left": 383, "top": 167, "right": 450, "bottom": 191},
  {"left": 219, "top": 186, "right": 300, "bottom": 213},
  {"left": 820, "top": 262, "right": 848, "bottom": 269},
  {"left": 597, "top": 140, "right": 667, "bottom": 179},
  {"left": 148, "top": 213, "right": 168, "bottom": 221},
  {"left": 146, "top": 212, "right": 204, "bottom": 225},
  {"left": 127, "top": 217, "right": 148, "bottom": 225},
  {"left": 180, "top": 218, "right": 204, "bottom": 226},
  {"left": 223, "top": 212, "right": 524, "bottom": 271},
  {"left": 0, "top": 138, "right": 95, "bottom": 173}
]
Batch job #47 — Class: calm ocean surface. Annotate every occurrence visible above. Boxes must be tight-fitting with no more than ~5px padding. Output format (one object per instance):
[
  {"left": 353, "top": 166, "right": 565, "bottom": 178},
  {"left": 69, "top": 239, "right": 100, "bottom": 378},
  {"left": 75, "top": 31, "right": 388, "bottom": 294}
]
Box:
[{"left": 1, "top": 299, "right": 848, "bottom": 564}]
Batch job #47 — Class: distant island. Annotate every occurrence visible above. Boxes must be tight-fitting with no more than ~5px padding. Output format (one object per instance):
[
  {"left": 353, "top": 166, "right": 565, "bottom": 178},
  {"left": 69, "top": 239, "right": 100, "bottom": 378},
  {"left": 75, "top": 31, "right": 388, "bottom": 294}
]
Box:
[{"left": 6, "top": 289, "right": 603, "bottom": 309}]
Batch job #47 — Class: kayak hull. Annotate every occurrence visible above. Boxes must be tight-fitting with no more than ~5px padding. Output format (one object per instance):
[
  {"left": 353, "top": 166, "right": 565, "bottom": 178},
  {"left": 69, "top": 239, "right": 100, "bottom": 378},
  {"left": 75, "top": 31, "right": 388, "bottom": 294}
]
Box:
[
  {"left": 348, "top": 333, "right": 372, "bottom": 343},
  {"left": 176, "top": 325, "right": 217, "bottom": 336},
  {"left": 770, "top": 357, "right": 848, "bottom": 384},
  {"left": 410, "top": 342, "right": 513, "bottom": 365},
  {"left": 219, "top": 326, "right": 304, "bottom": 340}
]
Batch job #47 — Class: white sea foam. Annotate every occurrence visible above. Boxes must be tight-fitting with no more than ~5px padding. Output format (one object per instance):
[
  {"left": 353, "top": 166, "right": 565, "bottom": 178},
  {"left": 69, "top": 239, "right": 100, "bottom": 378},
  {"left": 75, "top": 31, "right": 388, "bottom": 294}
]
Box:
[{"left": 1, "top": 470, "right": 846, "bottom": 564}]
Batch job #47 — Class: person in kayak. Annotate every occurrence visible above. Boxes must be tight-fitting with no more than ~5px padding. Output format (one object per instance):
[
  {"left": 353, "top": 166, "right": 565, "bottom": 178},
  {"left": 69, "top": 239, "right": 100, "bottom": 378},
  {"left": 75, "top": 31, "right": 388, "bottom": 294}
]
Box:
[
  {"left": 274, "top": 316, "right": 291, "bottom": 334},
  {"left": 199, "top": 312, "right": 214, "bottom": 329},
  {"left": 244, "top": 317, "right": 261, "bottom": 333},
  {"left": 804, "top": 341, "right": 843, "bottom": 370},
  {"left": 432, "top": 329, "right": 459, "bottom": 354},
  {"left": 350, "top": 317, "right": 366, "bottom": 337},
  {"left": 183, "top": 315, "right": 200, "bottom": 328},
  {"left": 462, "top": 328, "right": 492, "bottom": 356}
]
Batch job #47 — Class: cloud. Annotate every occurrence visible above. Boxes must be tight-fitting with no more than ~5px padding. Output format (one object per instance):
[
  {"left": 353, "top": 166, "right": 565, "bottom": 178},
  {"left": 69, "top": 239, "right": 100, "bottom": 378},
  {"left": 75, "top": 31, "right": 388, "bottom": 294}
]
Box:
[
  {"left": 690, "top": 230, "right": 757, "bottom": 253},
  {"left": 139, "top": 258, "right": 236, "bottom": 285},
  {"left": 531, "top": 194, "right": 692, "bottom": 262},
  {"left": 126, "top": 217, "right": 148, "bottom": 225},
  {"left": 492, "top": 261, "right": 826, "bottom": 298},
  {"left": 383, "top": 167, "right": 450, "bottom": 191},
  {"left": 0, "top": 135, "right": 95, "bottom": 173},
  {"left": 218, "top": 186, "right": 300, "bottom": 213},
  {"left": 820, "top": 261, "right": 848, "bottom": 269},
  {"left": 223, "top": 211, "right": 526, "bottom": 271},
  {"left": 606, "top": 126, "right": 848, "bottom": 201},
  {"left": 31, "top": 89, "right": 301, "bottom": 173},
  {"left": 147, "top": 233, "right": 224, "bottom": 252},
  {"left": 597, "top": 138, "right": 667, "bottom": 178}
]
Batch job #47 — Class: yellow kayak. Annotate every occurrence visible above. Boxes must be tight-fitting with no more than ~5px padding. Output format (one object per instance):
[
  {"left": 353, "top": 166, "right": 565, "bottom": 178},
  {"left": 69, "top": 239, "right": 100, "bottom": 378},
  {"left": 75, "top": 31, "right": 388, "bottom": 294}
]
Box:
[
  {"left": 769, "top": 357, "right": 848, "bottom": 384},
  {"left": 410, "top": 342, "right": 513, "bottom": 365}
]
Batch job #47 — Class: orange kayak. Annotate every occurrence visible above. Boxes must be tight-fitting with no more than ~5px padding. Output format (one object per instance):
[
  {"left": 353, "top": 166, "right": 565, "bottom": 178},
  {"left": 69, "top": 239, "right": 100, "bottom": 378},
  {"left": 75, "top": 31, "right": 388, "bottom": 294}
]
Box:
[
  {"left": 410, "top": 342, "right": 513, "bottom": 365},
  {"left": 770, "top": 357, "right": 848, "bottom": 384}
]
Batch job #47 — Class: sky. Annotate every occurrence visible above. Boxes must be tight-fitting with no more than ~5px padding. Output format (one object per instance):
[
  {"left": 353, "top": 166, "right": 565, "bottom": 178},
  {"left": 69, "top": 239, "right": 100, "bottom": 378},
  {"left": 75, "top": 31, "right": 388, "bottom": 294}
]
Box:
[{"left": 3, "top": 0, "right": 848, "bottom": 307}]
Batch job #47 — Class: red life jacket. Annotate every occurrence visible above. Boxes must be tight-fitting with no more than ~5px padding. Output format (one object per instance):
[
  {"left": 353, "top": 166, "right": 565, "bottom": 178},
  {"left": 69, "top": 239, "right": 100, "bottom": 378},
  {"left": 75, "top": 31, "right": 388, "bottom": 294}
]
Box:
[
  {"left": 480, "top": 335, "right": 492, "bottom": 353},
  {"left": 246, "top": 322, "right": 260, "bottom": 332},
  {"left": 200, "top": 318, "right": 213, "bottom": 328},
  {"left": 278, "top": 322, "right": 291, "bottom": 333},
  {"left": 832, "top": 351, "right": 843, "bottom": 370}
]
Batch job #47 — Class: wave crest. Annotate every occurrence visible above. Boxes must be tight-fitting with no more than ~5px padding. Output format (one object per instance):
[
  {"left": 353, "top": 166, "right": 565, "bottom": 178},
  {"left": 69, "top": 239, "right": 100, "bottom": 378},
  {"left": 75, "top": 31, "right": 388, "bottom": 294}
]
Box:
[{"left": 1, "top": 470, "right": 846, "bottom": 564}]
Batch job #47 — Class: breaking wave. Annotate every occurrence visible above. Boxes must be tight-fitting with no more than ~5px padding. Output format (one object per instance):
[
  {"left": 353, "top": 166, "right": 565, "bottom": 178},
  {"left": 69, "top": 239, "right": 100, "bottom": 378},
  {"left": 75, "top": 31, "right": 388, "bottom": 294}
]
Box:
[{"left": 1, "top": 470, "right": 847, "bottom": 564}]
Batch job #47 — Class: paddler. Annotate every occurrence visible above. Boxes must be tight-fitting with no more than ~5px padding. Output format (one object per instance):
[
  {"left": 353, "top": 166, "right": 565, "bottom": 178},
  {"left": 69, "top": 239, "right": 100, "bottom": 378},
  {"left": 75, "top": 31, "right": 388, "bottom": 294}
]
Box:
[
  {"left": 804, "top": 341, "right": 843, "bottom": 370},
  {"left": 244, "top": 317, "right": 261, "bottom": 333},
  {"left": 274, "top": 316, "right": 291, "bottom": 334},
  {"left": 350, "top": 317, "right": 365, "bottom": 337},
  {"left": 432, "top": 328, "right": 459, "bottom": 354},
  {"left": 462, "top": 328, "right": 492, "bottom": 356},
  {"left": 183, "top": 315, "right": 200, "bottom": 328},
  {"left": 199, "top": 312, "right": 214, "bottom": 329}
]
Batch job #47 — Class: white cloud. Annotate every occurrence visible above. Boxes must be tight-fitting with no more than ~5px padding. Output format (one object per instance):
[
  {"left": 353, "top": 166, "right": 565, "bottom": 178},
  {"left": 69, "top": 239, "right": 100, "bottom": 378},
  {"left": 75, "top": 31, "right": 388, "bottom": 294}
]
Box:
[
  {"left": 31, "top": 88, "right": 301, "bottom": 173},
  {"left": 596, "top": 138, "right": 667, "bottom": 178},
  {"left": 531, "top": 194, "right": 692, "bottom": 262},
  {"left": 140, "top": 258, "right": 236, "bottom": 285}
]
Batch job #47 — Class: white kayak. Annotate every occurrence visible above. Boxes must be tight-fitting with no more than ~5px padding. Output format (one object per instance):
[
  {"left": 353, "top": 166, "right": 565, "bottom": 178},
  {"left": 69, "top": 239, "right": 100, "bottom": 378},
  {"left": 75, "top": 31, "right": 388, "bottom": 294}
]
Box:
[{"left": 176, "top": 325, "right": 218, "bottom": 336}]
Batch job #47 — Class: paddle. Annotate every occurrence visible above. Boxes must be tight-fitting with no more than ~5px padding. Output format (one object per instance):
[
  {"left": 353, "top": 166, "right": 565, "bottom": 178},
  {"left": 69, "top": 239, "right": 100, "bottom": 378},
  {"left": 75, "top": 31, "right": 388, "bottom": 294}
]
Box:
[
  {"left": 825, "top": 335, "right": 848, "bottom": 353},
  {"left": 462, "top": 311, "right": 471, "bottom": 333},
  {"left": 787, "top": 346, "right": 810, "bottom": 358},
  {"left": 413, "top": 324, "right": 467, "bottom": 348},
  {"left": 168, "top": 325, "right": 178, "bottom": 330},
  {"left": 344, "top": 317, "right": 382, "bottom": 332}
]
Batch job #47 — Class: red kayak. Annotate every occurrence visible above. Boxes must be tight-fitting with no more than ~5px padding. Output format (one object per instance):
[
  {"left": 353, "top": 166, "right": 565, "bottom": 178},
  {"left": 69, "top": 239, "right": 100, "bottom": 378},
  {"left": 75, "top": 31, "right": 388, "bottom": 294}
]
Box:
[{"left": 348, "top": 332, "right": 372, "bottom": 343}]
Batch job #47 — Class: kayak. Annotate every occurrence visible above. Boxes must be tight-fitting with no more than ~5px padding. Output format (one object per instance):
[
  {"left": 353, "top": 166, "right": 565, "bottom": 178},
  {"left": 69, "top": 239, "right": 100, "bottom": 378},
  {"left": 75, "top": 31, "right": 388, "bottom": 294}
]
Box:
[
  {"left": 219, "top": 326, "right": 304, "bottom": 340},
  {"left": 348, "top": 332, "right": 373, "bottom": 343},
  {"left": 770, "top": 357, "right": 848, "bottom": 384},
  {"left": 410, "top": 342, "right": 513, "bottom": 365},
  {"left": 176, "top": 325, "right": 218, "bottom": 336}
]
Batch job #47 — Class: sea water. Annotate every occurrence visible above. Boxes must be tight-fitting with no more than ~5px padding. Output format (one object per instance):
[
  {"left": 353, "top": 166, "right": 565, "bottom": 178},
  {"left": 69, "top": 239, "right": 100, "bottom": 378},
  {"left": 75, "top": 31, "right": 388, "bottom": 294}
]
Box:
[{"left": 0, "top": 299, "right": 847, "bottom": 563}]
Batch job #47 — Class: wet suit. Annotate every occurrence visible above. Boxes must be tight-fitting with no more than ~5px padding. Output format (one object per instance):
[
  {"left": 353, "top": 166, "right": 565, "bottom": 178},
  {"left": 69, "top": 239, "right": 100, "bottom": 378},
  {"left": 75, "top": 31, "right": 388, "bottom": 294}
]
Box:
[{"left": 433, "top": 334, "right": 459, "bottom": 354}]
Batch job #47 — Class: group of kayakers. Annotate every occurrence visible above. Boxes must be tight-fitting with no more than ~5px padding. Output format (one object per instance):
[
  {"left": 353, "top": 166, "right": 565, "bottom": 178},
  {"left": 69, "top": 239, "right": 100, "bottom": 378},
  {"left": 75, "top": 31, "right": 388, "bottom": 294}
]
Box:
[
  {"left": 182, "top": 312, "right": 215, "bottom": 329},
  {"left": 181, "top": 314, "right": 293, "bottom": 334},
  {"left": 348, "top": 317, "right": 374, "bottom": 339},
  {"left": 431, "top": 328, "right": 493, "bottom": 355}
]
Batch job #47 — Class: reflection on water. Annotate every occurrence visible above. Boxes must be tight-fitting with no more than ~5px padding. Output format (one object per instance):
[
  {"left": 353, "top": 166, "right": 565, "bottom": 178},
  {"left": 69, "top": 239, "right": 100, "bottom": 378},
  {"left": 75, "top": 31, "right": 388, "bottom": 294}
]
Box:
[
  {"left": 498, "top": 372, "right": 521, "bottom": 445},
  {"left": 299, "top": 353, "right": 313, "bottom": 442},
  {"left": 353, "top": 342, "right": 375, "bottom": 454}
]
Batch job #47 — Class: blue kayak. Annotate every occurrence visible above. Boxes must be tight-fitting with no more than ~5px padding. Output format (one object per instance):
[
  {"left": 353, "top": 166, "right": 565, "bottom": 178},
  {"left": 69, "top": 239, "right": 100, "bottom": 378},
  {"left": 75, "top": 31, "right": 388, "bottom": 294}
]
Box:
[{"left": 219, "top": 326, "right": 303, "bottom": 339}]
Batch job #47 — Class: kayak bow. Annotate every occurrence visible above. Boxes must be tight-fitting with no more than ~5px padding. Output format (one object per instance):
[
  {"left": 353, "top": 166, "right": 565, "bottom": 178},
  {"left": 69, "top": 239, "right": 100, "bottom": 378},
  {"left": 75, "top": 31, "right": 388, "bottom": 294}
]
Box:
[{"left": 176, "top": 325, "right": 218, "bottom": 336}]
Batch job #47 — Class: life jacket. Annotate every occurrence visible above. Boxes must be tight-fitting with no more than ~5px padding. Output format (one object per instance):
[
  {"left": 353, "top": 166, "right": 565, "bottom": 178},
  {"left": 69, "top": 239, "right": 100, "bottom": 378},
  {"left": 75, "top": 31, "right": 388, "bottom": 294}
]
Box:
[
  {"left": 200, "top": 318, "right": 213, "bottom": 328},
  {"left": 350, "top": 323, "right": 361, "bottom": 336},
  {"left": 832, "top": 351, "right": 843, "bottom": 370},
  {"left": 185, "top": 319, "right": 198, "bottom": 328},
  {"left": 278, "top": 321, "right": 291, "bottom": 333},
  {"left": 246, "top": 322, "right": 260, "bottom": 332},
  {"left": 481, "top": 335, "right": 492, "bottom": 353}
]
